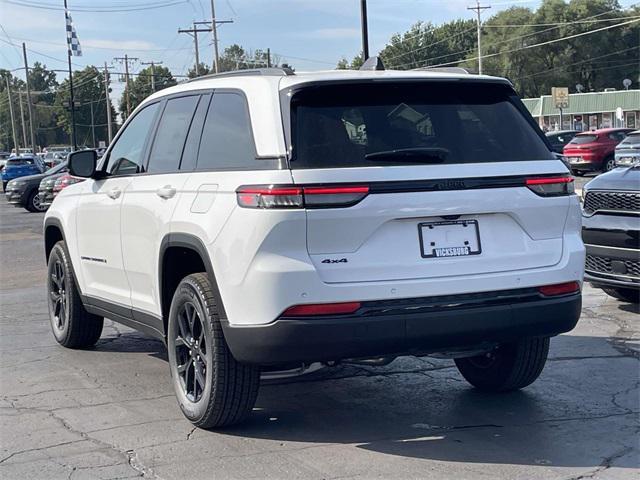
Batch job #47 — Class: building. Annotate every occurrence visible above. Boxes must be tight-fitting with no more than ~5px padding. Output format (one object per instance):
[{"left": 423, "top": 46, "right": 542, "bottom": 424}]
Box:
[{"left": 522, "top": 89, "right": 639, "bottom": 132}]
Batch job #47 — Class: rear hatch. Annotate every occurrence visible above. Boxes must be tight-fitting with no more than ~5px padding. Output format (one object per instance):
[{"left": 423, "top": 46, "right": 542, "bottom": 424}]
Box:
[{"left": 285, "top": 80, "right": 573, "bottom": 284}]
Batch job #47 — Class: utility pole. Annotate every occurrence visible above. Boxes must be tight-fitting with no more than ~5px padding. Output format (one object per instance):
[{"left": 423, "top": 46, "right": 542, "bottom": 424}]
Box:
[
  {"left": 468, "top": 1, "right": 491, "bottom": 75},
  {"left": 208, "top": 0, "right": 233, "bottom": 73},
  {"left": 266, "top": 48, "right": 271, "bottom": 68},
  {"left": 18, "top": 92, "right": 27, "bottom": 149},
  {"left": 89, "top": 101, "right": 96, "bottom": 148},
  {"left": 360, "top": 0, "right": 369, "bottom": 61},
  {"left": 22, "top": 43, "right": 37, "bottom": 153},
  {"left": 141, "top": 61, "right": 162, "bottom": 92},
  {"left": 5, "top": 76, "right": 18, "bottom": 152},
  {"left": 103, "top": 62, "right": 113, "bottom": 144},
  {"left": 210, "top": 0, "right": 220, "bottom": 73},
  {"left": 114, "top": 54, "right": 138, "bottom": 118},
  {"left": 179, "top": 23, "right": 212, "bottom": 76}
]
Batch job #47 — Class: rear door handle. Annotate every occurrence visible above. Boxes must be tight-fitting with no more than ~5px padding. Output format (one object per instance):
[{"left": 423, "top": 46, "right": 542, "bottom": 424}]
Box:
[
  {"left": 156, "top": 185, "right": 176, "bottom": 199},
  {"left": 107, "top": 187, "right": 121, "bottom": 199}
]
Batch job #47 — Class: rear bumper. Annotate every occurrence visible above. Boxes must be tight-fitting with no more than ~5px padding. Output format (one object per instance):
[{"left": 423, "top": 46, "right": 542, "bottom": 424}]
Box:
[{"left": 222, "top": 289, "right": 581, "bottom": 366}]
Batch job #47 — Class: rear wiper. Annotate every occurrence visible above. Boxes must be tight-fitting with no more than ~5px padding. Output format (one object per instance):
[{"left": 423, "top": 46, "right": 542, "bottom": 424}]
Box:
[{"left": 364, "top": 147, "right": 449, "bottom": 163}]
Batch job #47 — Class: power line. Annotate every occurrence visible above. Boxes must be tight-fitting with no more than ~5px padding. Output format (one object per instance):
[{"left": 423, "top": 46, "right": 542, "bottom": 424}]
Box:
[
  {"left": 391, "top": 6, "right": 638, "bottom": 70},
  {"left": 414, "top": 17, "right": 640, "bottom": 70},
  {"left": 2, "top": 0, "right": 189, "bottom": 12},
  {"left": 512, "top": 45, "right": 640, "bottom": 81}
]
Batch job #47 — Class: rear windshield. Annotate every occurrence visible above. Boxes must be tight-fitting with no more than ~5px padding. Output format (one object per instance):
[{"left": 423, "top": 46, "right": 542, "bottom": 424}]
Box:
[
  {"left": 289, "top": 82, "right": 553, "bottom": 169},
  {"left": 6, "top": 158, "right": 34, "bottom": 166},
  {"left": 619, "top": 132, "right": 640, "bottom": 145},
  {"left": 570, "top": 134, "right": 598, "bottom": 144}
]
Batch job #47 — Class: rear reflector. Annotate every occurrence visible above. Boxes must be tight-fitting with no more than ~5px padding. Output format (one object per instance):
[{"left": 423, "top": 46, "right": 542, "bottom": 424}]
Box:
[
  {"left": 237, "top": 184, "right": 369, "bottom": 209},
  {"left": 282, "top": 302, "right": 361, "bottom": 317},
  {"left": 538, "top": 281, "right": 580, "bottom": 297},
  {"left": 526, "top": 176, "right": 574, "bottom": 196}
]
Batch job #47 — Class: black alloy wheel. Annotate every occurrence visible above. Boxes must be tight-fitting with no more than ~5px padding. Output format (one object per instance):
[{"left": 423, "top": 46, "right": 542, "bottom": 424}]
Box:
[
  {"left": 174, "top": 301, "right": 208, "bottom": 402},
  {"left": 49, "top": 259, "right": 68, "bottom": 333}
]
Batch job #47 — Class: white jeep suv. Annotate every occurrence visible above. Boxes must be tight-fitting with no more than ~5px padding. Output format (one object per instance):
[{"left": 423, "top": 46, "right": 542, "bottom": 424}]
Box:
[{"left": 44, "top": 66, "right": 584, "bottom": 428}]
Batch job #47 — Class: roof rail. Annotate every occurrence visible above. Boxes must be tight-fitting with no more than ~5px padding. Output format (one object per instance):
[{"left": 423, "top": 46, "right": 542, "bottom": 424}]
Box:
[
  {"left": 418, "top": 67, "right": 470, "bottom": 75},
  {"left": 187, "top": 67, "right": 295, "bottom": 83}
]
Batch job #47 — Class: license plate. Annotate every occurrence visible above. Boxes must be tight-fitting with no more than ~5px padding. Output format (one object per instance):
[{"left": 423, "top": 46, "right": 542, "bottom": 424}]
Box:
[
  {"left": 418, "top": 220, "right": 482, "bottom": 258},
  {"left": 568, "top": 156, "right": 582, "bottom": 164}
]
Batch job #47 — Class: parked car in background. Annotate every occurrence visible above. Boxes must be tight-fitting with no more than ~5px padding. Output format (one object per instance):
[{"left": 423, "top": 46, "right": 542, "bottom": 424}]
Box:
[
  {"left": 1, "top": 155, "right": 44, "bottom": 191},
  {"left": 43, "top": 151, "right": 68, "bottom": 169},
  {"left": 4, "top": 161, "right": 68, "bottom": 212},
  {"left": 0, "top": 152, "right": 10, "bottom": 171},
  {"left": 546, "top": 130, "right": 579, "bottom": 154},
  {"left": 582, "top": 165, "right": 639, "bottom": 304},
  {"left": 51, "top": 173, "right": 84, "bottom": 199},
  {"left": 564, "top": 128, "right": 633, "bottom": 175},
  {"left": 38, "top": 172, "right": 68, "bottom": 208},
  {"left": 614, "top": 130, "right": 640, "bottom": 167}
]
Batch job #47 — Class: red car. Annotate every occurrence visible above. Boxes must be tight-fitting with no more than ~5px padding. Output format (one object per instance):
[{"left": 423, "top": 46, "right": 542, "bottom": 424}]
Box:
[{"left": 563, "top": 128, "right": 633, "bottom": 175}]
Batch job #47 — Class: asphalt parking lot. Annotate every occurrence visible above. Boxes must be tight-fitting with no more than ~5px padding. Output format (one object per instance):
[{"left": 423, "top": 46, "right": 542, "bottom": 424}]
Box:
[{"left": 0, "top": 189, "right": 638, "bottom": 480}]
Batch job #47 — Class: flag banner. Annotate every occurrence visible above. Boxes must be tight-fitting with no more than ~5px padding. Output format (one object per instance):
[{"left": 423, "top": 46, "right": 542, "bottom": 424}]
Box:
[{"left": 65, "top": 9, "right": 82, "bottom": 57}]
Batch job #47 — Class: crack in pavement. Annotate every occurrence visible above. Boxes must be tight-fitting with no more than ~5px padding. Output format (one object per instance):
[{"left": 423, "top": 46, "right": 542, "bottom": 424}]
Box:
[{"left": 562, "top": 446, "right": 634, "bottom": 480}]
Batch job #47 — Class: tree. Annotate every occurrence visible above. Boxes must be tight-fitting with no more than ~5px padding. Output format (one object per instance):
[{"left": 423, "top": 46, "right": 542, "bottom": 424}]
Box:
[
  {"left": 187, "top": 63, "right": 212, "bottom": 78},
  {"left": 362, "top": 0, "right": 639, "bottom": 97},
  {"left": 0, "top": 70, "right": 26, "bottom": 151},
  {"left": 55, "top": 66, "right": 117, "bottom": 148},
  {"left": 119, "top": 65, "right": 177, "bottom": 117}
]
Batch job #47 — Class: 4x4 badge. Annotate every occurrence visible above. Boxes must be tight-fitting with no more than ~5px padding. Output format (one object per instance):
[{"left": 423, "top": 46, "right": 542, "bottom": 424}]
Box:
[{"left": 321, "top": 258, "right": 348, "bottom": 264}]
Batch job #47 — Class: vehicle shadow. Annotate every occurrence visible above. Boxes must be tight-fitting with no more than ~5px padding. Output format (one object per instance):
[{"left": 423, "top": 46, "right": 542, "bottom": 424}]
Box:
[
  {"left": 227, "top": 334, "right": 638, "bottom": 469},
  {"left": 91, "top": 331, "right": 638, "bottom": 469}
]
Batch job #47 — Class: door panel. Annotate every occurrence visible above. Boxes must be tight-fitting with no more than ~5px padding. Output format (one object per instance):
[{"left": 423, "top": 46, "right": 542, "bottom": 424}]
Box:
[
  {"left": 121, "top": 173, "right": 188, "bottom": 316},
  {"left": 75, "top": 177, "right": 132, "bottom": 305}
]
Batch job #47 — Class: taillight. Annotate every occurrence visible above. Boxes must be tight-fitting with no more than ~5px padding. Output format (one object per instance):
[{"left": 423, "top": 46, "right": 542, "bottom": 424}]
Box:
[
  {"left": 526, "top": 176, "right": 574, "bottom": 196},
  {"left": 236, "top": 186, "right": 303, "bottom": 209},
  {"left": 281, "top": 302, "right": 361, "bottom": 317},
  {"left": 237, "top": 185, "right": 369, "bottom": 209},
  {"left": 538, "top": 281, "right": 580, "bottom": 297}
]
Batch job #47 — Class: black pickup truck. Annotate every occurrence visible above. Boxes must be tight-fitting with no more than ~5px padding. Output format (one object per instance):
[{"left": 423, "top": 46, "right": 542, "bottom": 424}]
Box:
[{"left": 582, "top": 166, "right": 639, "bottom": 304}]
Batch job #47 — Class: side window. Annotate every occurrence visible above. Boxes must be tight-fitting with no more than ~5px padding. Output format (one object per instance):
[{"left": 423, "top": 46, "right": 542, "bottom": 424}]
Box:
[
  {"left": 196, "top": 92, "right": 256, "bottom": 170},
  {"left": 107, "top": 102, "right": 159, "bottom": 175},
  {"left": 147, "top": 95, "right": 200, "bottom": 174},
  {"left": 180, "top": 94, "right": 211, "bottom": 171}
]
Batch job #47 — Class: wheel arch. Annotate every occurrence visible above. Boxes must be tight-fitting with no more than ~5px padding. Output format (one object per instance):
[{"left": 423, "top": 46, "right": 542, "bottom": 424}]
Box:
[
  {"left": 44, "top": 217, "right": 66, "bottom": 262},
  {"left": 159, "top": 233, "right": 228, "bottom": 337}
]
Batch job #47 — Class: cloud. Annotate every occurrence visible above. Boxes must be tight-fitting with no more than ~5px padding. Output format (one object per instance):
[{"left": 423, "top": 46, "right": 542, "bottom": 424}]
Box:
[{"left": 303, "top": 28, "right": 360, "bottom": 39}]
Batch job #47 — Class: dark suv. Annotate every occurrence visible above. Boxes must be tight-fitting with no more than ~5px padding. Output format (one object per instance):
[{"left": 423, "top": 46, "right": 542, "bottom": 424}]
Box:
[{"left": 582, "top": 166, "right": 639, "bottom": 303}]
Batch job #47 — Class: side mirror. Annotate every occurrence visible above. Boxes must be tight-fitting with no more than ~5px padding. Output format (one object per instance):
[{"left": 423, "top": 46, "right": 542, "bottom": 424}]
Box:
[{"left": 68, "top": 150, "right": 97, "bottom": 178}]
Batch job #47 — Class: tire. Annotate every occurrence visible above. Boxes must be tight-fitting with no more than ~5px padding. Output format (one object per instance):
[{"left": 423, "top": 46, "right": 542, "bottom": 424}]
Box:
[
  {"left": 167, "top": 272, "right": 260, "bottom": 428},
  {"left": 603, "top": 156, "right": 616, "bottom": 172},
  {"left": 455, "top": 337, "right": 550, "bottom": 392},
  {"left": 602, "top": 287, "right": 639, "bottom": 304},
  {"left": 572, "top": 170, "right": 585, "bottom": 177},
  {"left": 26, "top": 189, "right": 46, "bottom": 212},
  {"left": 47, "top": 241, "right": 103, "bottom": 348}
]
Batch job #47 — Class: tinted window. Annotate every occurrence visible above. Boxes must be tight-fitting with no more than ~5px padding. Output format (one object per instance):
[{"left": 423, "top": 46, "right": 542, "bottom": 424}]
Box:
[
  {"left": 570, "top": 134, "right": 598, "bottom": 145},
  {"left": 7, "top": 158, "right": 34, "bottom": 166},
  {"left": 196, "top": 92, "right": 256, "bottom": 170},
  {"left": 619, "top": 132, "right": 640, "bottom": 146},
  {"left": 608, "top": 132, "right": 627, "bottom": 142},
  {"left": 147, "top": 96, "right": 200, "bottom": 174},
  {"left": 180, "top": 94, "right": 211, "bottom": 171},
  {"left": 106, "top": 103, "right": 159, "bottom": 175},
  {"left": 290, "top": 82, "right": 553, "bottom": 169}
]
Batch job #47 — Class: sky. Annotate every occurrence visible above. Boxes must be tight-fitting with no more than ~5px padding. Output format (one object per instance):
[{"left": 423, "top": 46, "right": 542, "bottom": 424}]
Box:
[{"left": 0, "top": 0, "right": 637, "bottom": 103}]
